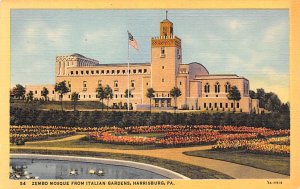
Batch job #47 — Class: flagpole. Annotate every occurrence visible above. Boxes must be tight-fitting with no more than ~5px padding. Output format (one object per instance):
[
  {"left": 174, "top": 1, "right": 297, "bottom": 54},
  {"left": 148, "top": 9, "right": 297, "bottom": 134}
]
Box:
[{"left": 127, "top": 32, "right": 130, "bottom": 111}]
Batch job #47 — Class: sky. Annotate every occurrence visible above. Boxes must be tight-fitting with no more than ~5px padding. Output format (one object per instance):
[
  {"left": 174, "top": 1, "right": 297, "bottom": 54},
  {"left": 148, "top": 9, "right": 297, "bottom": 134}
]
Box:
[{"left": 11, "top": 10, "right": 289, "bottom": 102}]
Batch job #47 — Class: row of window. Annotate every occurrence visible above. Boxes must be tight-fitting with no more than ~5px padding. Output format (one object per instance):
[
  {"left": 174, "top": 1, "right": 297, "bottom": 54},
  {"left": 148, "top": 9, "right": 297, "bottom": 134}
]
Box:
[
  {"left": 204, "top": 102, "right": 240, "bottom": 109},
  {"left": 160, "top": 47, "right": 181, "bottom": 59},
  {"left": 67, "top": 94, "right": 135, "bottom": 99},
  {"left": 69, "top": 68, "right": 148, "bottom": 76},
  {"left": 34, "top": 90, "right": 55, "bottom": 95},
  {"left": 204, "top": 82, "right": 231, "bottom": 93},
  {"left": 80, "top": 80, "right": 136, "bottom": 91}
]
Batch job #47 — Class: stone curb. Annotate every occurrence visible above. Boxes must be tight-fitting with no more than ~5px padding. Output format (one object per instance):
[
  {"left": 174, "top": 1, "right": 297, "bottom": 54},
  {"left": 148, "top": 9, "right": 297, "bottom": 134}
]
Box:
[{"left": 11, "top": 153, "right": 190, "bottom": 180}]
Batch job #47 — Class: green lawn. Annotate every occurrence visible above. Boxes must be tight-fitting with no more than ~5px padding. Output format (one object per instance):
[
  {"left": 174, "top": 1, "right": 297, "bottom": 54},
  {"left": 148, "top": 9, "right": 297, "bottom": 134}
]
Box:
[
  {"left": 11, "top": 100, "right": 105, "bottom": 110},
  {"left": 22, "top": 135, "right": 210, "bottom": 150},
  {"left": 183, "top": 150, "right": 290, "bottom": 175},
  {"left": 127, "top": 133, "right": 165, "bottom": 138},
  {"left": 23, "top": 136, "right": 164, "bottom": 150},
  {"left": 10, "top": 148, "right": 232, "bottom": 179}
]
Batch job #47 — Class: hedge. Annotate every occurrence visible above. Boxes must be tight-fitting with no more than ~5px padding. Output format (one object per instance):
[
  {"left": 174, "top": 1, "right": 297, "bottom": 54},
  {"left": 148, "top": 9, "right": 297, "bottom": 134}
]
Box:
[{"left": 10, "top": 107, "right": 290, "bottom": 129}]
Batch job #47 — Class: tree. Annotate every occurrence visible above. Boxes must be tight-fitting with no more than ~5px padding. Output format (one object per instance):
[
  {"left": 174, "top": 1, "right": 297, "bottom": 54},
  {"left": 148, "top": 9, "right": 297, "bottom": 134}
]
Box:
[
  {"left": 253, "top": 87, "right": 283, "bottom": 112},
  {"left": 96, "top": 84, "right": 106, "bottom": 111},
  {"left": 12, "top": 84, "right": 26, "bottom": 99},
  {"left": 170, "top": 87, "right": 182, "bottom": 113},
  {"left": 256, "top": 88, "right": 266, "bottom": 108},
  {"left": 26, "top": 91, "right": 34, "bottom": 102},
  {"left": 280, "top": 102, "right": 290, "bottom": 113},
  {"left": 265, "top": 92, "right": 281, "bottom": 112},
  {"left": 54, "top": 81, "right": 69, "bottom": 111},
  {"left": 146, "top": 88, "right": 155, "bottom": 113},
  {"left": 41, "top": 87, "right": 49, "bottom": 101},
  {"left": 71, "top": 92, "right": 79, "bottom": 111},
  {"left": 227, "top": 86, "right": 241, "bottom": 112},
  {"left": 249, "top": 90, "right": 256, "bottom": 99},
  {"left": 104, "top": 85, "right": 113, "bottom": 111}
]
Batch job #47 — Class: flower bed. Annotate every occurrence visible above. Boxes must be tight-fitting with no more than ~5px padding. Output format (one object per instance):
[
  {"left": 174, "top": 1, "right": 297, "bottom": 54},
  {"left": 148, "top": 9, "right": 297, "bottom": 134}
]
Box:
[
  {"left": 93, "top": 132, "right": 156, "bottom": 145},
  {"left": 212, "top": 137, "right": 290, "bottom": 156}
]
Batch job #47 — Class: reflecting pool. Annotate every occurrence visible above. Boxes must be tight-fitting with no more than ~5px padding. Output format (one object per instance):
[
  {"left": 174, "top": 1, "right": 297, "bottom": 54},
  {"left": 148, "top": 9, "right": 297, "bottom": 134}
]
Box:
[{"left": 10, "top": 158, "right": 168, "bottom": 179}]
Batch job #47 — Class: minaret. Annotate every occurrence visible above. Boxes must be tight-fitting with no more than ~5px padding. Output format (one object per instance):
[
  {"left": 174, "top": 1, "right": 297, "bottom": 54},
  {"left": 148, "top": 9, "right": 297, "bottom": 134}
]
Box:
[{"left": 151, "top": 11, "right": 182, "bottom": 97}]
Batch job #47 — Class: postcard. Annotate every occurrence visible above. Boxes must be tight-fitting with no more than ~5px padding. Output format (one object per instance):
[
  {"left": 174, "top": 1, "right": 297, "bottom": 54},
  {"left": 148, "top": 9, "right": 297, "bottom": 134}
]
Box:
[{"left": 0, "top": 0, "right": 300, "bottom": 189}]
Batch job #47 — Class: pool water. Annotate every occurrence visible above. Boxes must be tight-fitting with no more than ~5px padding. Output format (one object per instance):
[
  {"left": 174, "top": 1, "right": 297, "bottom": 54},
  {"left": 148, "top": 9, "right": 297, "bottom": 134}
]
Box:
[{"left": 10, "top": 158, "right": 168, "bottom": 179}]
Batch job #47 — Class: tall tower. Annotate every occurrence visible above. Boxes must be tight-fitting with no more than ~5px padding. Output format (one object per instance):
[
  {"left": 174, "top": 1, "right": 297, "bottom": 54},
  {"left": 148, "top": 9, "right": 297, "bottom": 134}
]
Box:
[{"left": 151, "top": 12, "right": 182, "bottom": 97}]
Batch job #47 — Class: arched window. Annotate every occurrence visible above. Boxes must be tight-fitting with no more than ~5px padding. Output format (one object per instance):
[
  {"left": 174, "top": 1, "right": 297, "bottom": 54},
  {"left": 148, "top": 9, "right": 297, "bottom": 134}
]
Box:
[
  {"left": 58, "top": 62, "right": 61, "bottom": 75},
  {"left": 114, "top": 80, "right": 118, "bottom": 87},
  {"left": 215, "top": 82, "right": 220, "bottom": 93},
  {"left": 225, "top": 82, "right": 231, "bottom": 93},
  {"left": 204, "top": 83, "right": 210, "bottom": 93}
]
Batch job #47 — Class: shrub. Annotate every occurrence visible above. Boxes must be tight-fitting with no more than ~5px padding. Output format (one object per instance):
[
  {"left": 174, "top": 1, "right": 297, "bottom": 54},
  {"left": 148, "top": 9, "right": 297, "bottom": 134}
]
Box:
[{"left": 10, "top": 107, "right": 290, "bottom": 129}]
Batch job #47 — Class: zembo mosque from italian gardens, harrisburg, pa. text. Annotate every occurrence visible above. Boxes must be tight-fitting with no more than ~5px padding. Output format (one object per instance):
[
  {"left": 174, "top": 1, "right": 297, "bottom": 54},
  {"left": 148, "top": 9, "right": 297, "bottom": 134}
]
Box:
[{"left": 25, "top": 12, "right": 259, "bottom": 113}]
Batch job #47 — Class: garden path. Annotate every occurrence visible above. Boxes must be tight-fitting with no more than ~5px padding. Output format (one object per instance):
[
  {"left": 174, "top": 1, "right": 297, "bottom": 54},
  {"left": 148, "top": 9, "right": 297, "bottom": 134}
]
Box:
[{"left": 12, "top": 135, "right": 289, "bottom": 179}]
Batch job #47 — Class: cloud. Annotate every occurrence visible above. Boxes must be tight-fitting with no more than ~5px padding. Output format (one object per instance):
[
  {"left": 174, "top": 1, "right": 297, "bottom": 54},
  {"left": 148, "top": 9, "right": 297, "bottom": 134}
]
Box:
[
  {"left": 81, "top": 29, "right": 120, "bottom": 45},
  {"left": 263, "top": 21, "right": 288, "bottom": 43},
  {"left": 228, "top": 20, "right": 241, "bottom": 32},
  {"left": 46, "top": 28, "right": 67, "bottom": 47},
  {"left": 21, "top": 22, "right": 68, "bottom": 54}
]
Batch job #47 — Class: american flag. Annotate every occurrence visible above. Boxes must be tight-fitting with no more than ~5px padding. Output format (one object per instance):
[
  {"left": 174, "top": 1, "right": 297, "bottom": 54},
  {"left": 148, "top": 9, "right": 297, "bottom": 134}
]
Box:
[{"left": 128, "top": 31, "right": 139, "bottom": 50}]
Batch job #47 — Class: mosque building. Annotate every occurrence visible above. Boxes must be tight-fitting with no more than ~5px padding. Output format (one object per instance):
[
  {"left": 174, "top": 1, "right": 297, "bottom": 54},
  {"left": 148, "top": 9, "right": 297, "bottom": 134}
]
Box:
[{"left": 25, "top": 14, "right": 259, "bottom": 113}]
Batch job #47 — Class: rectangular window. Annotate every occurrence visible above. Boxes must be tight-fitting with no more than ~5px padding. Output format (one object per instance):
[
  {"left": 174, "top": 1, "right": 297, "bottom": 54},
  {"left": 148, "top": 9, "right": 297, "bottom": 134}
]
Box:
[
  {"left": 226, "top": 103, "right": 228, "bottom": 108},
  {"left": 144, "top": 69, "right": 147, "bottom": 73},
  {"left": 76, "top": 71, "right": 78, "bottom": 75},
  {"left": 117, "top": 70, "right": 120, "bottom": 74},
  {"left": 138, "top": 69, "right": 142, "bottom": 73},
  {"left": 112, "top": 70, "right": 115, "bottom": 74},
  {"left": 70, "top": 71, "right": 74, "bottom": 75},
  {"left": 231, "top": 103, "right": 234, "bottom": 108},
  {"left": 204, "top": 103, "right": 206, "bottom": 108},
  {"left": 123, "top": 70, "right": 126, "bottom": 74},
  {"left": 131, "top": 80, "right": 135, "bottom": 87},
  {"left": 68, "top": 82, "right": 71, "bottom": 92},
  {"left": 91, "top": 70, "right": 94, "bottom": 74},
  {"left": 160, "top": 47, "right": 165, "bottom": 57},
  {"left": 83, "top": 81, "right": 87, "bottom": 88},
  {"left": 177, "top": 48, "right": 181, "bottom": 59},
  {"left": 115, "top": 94, "right": 118, "bottom": 98},
  {"left": 133, "top": 69, "right": 136, "bottom": 74},
  {"left": 101, "top": 70, "right": 104, "bottom": 74},
  {"left": 81, "top": 71, "right": 84, "bottom": 75},
  {"left": 209, "top": 103, "right": 212, "bottom": 108},
  {"left": 214, "top": 103, "right": 217, "bottom": 108},
  {"left": 237, "top": 102, "right": 240, "bottom": 108},
  {"left": 220, "top": 103, "right": 223, "bottom": 108},
  {"left": 162, "top": 66, "right": 164, "bottom": 69},
  {"left": 86, "top": 70, "right": 89, "bottom": 74},
  {"left": 106, "top": 70, "right": 110, "bottom": 74},
  {"left": 89, "top": 95, "right": 91, "bottom": 98},
  {"left": 52, "top": 90, "right": 55, "bottom": 94},
  {"left": 96, "top": 70, "right": 99, "bottom": 74}
]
